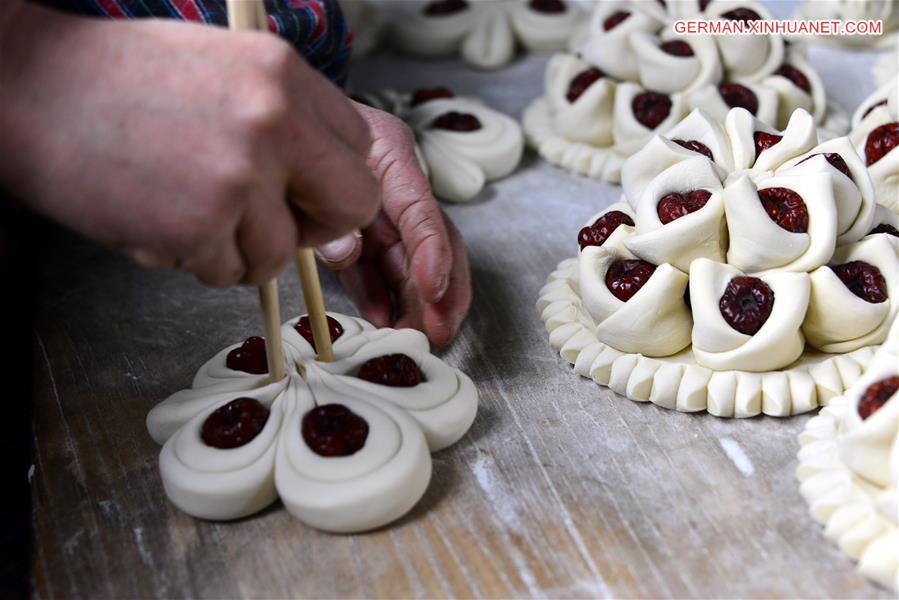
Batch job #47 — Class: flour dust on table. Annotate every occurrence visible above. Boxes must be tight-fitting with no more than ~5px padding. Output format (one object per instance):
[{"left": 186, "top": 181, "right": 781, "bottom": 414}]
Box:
[
  {"left": 538, "top": 105, "right": 899, "bottom": 417},
  {"left": 146, "top": 313, "right": 478, "bottom": 532}
]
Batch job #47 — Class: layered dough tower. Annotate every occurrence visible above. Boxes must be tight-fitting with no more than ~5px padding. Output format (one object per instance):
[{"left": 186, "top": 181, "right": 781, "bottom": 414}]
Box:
[
  {"left": 523, "top": 0, "right": 848, "bottom": 183},
  {"left": 538, "top": 105, "right": 899, "bottom": 417},
  {"left": 146, "top": 313, "right": 478, "bottom": 532},
  {"left": 798, "top": 319, "right": 899, "bottom": 591},
  {"left": 353, "top": 87, "right": 524, "bottom": 203},
  {"left": 851, "top": 77, "right": 899, "bottom": 214},
  {"left": 392, "top": 0, "right": 585, "bottom": 70}
]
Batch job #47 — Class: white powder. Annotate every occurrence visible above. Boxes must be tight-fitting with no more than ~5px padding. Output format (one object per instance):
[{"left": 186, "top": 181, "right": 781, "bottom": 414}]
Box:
[{"left": 719, "top": 437, "right": 755, "bottom": 477}]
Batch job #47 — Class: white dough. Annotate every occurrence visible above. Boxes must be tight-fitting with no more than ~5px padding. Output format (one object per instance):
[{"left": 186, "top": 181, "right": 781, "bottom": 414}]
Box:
[
  {"left": 392, "top": 2, "right": 477, "bottom": 58},
  {"left": 509, "top": 0, "right": 584, "bottom": 52},
  {"left": 407, "top": 97, "right": 524, "bottom": 203},
  {"left": 158, "top": 378, "right": 294, "bottom": 520},
  {"left": 277, "top": 377, "right": 432, "bottom": 533},
  {"left": 632, "top": 27, "right": 722, "bottom": 94},
  {"left": 351, "top": 90, "right": 524, "bottom": 203},
  {"left": 545, "top": 53, "right": 616, "bottom": 147},
  {"left": 726, "top": 107, "right": 818, "bottom": 174},
  {"left": 579, "top": 245, "right": 692, "bottom": 357},
  {"left": 146, "top": 314, "right": 478, "bottom": 532},
  {"left": 577, "top": 2, "right": 663, "bottom": 81},
  {"left": 523, "top": 1, "right": 844, "bottom": 184},
  {"left": 850, "top": 77, "right": 899, "bottom": 213},
  {"left": 798, "top": 319, "right": 899, "bottom": 590},
  {"left": 777, "top": 136, "right": 876, "bottom": 246},
  {"left": 579, "top": 201, "right": 637, "bottom": 255},
  {"left": 803, "top": 235, "right": 899, "bottom": 353},
  {"left": 625, "top": 157, "right": 727, "bottom": 271},
  {"left": 705, "top": 0, "right": 784, "bottom": 80},
  {"left": 537, "top": 256, "right": 878, "bottom": 417},
  {"left": 312, "top": 328, "right": 479, "bottom": 452},
  {"left": 689, "top": 258, "right": 809, "bottom": 372},
  {"left": 612, "top": 82, "right": 688, "bottom": 155},
  {"left": 392, "top": 0, "right": 583, "bottom": 69},
  {"left": 689, "top": 83, "right": 779, "bottom": 134},
  {"left": 621, "top": 109, "right": 732, "bottom": 205},
  {"left": 867, "top": 204, "right": 899, "bottom": 240},
  {"left": 724, "top": 172, "right": 838, "bottom": 274}
]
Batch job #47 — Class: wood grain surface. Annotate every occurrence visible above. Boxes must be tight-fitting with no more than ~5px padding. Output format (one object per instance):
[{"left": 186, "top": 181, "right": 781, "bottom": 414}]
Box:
[{"left": 31, "top": 25, "right": 891, "bottom": 600}]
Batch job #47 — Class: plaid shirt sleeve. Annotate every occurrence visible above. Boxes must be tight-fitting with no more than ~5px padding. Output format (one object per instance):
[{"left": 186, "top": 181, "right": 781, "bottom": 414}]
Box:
[{"left": 31, "top": 0, "right": 352, "bottom": 86}]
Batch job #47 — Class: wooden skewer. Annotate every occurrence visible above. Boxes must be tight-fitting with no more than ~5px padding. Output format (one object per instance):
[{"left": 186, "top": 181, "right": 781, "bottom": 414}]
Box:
[
  {"left": 258, "top": 279, "right": 286, "bottom": 381},
  {"left": 296, "top": 248, "right": 335, "bottom": 362},
  {"left": 226, "top": 0, "right": 333, "bottom": 365},
  {"left": 227, "top": 0, "right": 285, "bottom": 382},
  {"left": 227, "top": 0, "right": 263, "bottom": 30}
]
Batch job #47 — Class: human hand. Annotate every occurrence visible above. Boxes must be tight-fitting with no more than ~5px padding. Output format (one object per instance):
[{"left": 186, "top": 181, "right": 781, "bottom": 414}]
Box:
[
  {"left": 0, "top": 3, "right": 379, "bottom": 286},
  {"left": 317, "top": 103, "right": 472, "bottom": 347}
]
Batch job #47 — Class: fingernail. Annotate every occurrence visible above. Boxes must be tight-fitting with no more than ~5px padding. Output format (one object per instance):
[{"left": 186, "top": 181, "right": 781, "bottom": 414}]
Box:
[
  {"left": 129, "top": 248, "right": 167, "bottom": 268},
  {"left": 316, "top": 233, "right": 358, "bottom": 265}
]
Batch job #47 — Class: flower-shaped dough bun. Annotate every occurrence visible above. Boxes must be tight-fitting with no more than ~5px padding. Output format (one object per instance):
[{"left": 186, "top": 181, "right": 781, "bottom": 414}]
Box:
[
  {"left": 867, "top": 204, "right": 899, "bottom": 240},
  {"left": 777, "top": 136, "right": 876, "bottom": 246},
  {"left": 630, "top": 27, "right": 722, "bottom": 94},
  {"left": 509, "top": 0, "right": 584, "bottom": 52},
  {"left": 524, "top": 2, "right": 846, "bottom": 184},
  {"left": 545, "top": 53, "right": 616, "bottom": 146},
  {"left": 689, "top": 82, "right": 780, "bottom": 133},
  {"left": 407, "top": 96, "right": 524, "bottom": 203},
  {"left": 613, "top": 83, "right": 688, "bottom": 154},
  {"left": 762, "top": 50, "right": 827, "bottom": 128},
  {"left": 797, "top": 322, "right": 899, "bottom": 591},
  {"left": 578, "top": 2, "right": 664, "bottom": 81},
  {"left": 624, "top": 157, "right": 726, "bottom": 271},
  {"left": 392, "top": 0, "right": 584, "bottom": 69},
  {"left": 392, "top": 0, "right": 478, "bottom": 58},
  {"left": 803, "top": 235, "right": 899, "bottom": 353},
  {"left": 351, "top": 89, "right": 524, "bottom": 203},
  {"left": 704, "top": 1, "right": 785, "bottom": 80},
  {"left": 621, "top": 108, "right": 732, "bottom": 204},
  {"left": 852, "top": 77, "right": 899, "bottom": 129},
  {"left": 724, "top": 173, "right": 838, "bottom": 273},
  {"left": 851, "top": 77, "right": 899, "bottom": 212},
  {"left": 724, "top": 104, "right": 818, "bottom": 172},
  {"left": 579, "top": 246, "right": 691, "bottom": 356},
  {"left": 457, "top": 2, "right": 516, "bottom": 69},
  {"left": 690, "top": 258, "right": 809, "bottom": 371},
  {"left": 578, "top": 201, "right": 636, "bottom": 255},
  {"left": 158, "top": 378, "right": 292, "bottom": 520},
  {"left": 311, "top": 328, "right": 478, "bottom": 452},
  {"left": 837, "top": 348, "right": 899, "bottom": 493},
  {"left": 276, "top": 373, "right": 432, "bottom": 533},
  {"left": 147, "top": 313, "right": 478, "bottom": 532}
]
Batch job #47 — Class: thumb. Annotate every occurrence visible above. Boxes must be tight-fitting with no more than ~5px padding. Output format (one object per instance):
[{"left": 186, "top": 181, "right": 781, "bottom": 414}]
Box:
[{"left": 315, "top": 230, "right": 363, "bottom": 270}]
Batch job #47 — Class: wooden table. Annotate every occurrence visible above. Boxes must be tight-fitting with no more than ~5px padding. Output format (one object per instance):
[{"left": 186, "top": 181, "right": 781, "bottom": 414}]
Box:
[{"left": 31, "top": 41, "right": 890, "bottom": 600}]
